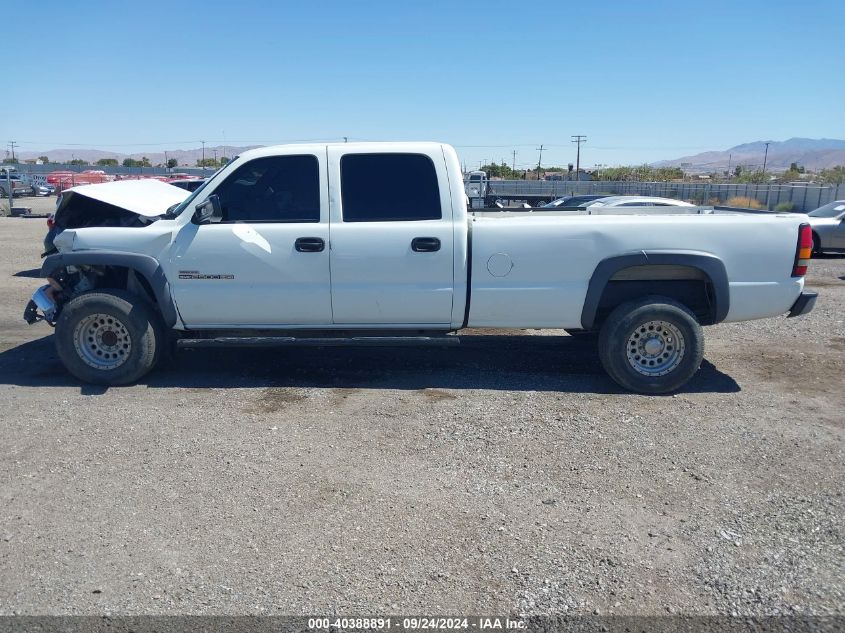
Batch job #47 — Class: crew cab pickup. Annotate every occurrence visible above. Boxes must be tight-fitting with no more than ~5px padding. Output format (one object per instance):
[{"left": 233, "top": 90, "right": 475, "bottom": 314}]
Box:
[{"left": 24, "top": 142, "right": 817, "bottom": 393}]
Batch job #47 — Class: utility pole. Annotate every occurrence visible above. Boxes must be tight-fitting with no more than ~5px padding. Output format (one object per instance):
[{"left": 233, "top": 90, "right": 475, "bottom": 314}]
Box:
[
  {"left": 762, "top": 142, "right": 770, "bottom": 174},
  {"left": 3, "top": 143, "right": 12, "bottom": 205},
  {"left": 511, "top": 150, "right": 517, "bottom": 176},
  {"left": 213, "top": 149, "right": 218, "bottom": 166},
  {"left": 726, "top": 153, "right": 732, "bottom": 178},
  {"left": 572, "top": 135, "right": 587, "bottom": 181},
  {"left": 536, "top": 145, "right": 544, "bottom": 180},
  {"left": 201, "top": 140, "right": 206, "bottom": 170}
]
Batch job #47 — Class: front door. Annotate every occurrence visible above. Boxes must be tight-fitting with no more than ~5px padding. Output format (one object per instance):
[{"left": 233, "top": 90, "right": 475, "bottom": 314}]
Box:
[
  {"left": 327, "top": 148, "right": 455, "bottom": 326},
  {"left": 169, "top": 152, "right": 332, "bottom": 327}
]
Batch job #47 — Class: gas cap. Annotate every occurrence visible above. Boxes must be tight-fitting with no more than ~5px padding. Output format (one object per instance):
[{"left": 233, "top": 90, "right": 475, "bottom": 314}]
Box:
[{"left": 487, "top": 253, "right": 513, "bottom": 277}]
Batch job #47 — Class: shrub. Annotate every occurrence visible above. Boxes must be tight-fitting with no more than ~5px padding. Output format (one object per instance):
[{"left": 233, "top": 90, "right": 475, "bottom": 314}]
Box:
[
  {"left": 774, "top": 201, "right": 795, "bottom": 212},
  {"left": 726, "top": 196, "right": 765, "bottom": 210}
]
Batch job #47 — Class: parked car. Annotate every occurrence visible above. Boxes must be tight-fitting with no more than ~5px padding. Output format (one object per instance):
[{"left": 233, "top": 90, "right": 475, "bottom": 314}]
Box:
[
  {"left": 0, "top": 175, "right": 35, "bottom": 198},
  {"left": 585, "top": 196, "right": 695, "bottom": 208},
  {"left": 35, "top": 183, "right": 56, "bottom": 196},
  {"left": 807, "top": 200, "right": 845, "bottom": 255},
  {"left": 25, "top": 142, "right": 815, "bottom": 394},
  {"left": 541, "top": 195, "right": 610, "bottom": 209}
]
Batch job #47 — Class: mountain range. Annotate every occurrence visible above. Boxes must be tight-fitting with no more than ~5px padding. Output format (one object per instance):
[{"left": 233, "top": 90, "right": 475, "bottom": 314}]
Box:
[
  {"left": 13, "top": 138, "right": 845, "bottom": 173},
  {"left": 654, "top": 138, "right": 845, "bottom": 173}
]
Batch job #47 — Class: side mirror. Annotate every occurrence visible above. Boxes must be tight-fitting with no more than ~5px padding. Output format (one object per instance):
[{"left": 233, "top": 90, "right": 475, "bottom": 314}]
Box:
[{"left": 194, "top": 194, "right": 222, "bottom": 224}]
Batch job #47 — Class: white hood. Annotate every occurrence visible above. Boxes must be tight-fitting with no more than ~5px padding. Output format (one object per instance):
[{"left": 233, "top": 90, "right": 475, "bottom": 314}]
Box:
[{"left": 63, "top": 179, "right": 190, "bottom": 217}]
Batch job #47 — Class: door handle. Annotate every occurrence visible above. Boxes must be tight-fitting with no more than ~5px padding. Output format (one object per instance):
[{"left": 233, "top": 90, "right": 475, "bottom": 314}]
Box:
[
  {"left": 411, "top": 237, "right": 441, "bottom": 252},
  {"left": 295, "top": 237, "right": 325, "bottom": 252}
]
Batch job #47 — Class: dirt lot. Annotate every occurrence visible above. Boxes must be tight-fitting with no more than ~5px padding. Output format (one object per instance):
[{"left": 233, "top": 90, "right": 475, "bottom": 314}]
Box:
[{"left": 0, "top": 212, "right": 842, "bottom": 617}]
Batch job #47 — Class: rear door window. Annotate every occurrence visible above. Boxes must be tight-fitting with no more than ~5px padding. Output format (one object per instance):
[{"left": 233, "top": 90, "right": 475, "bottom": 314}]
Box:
[{"left": 340, "top": 153, "right": 441, "bottom": 222}]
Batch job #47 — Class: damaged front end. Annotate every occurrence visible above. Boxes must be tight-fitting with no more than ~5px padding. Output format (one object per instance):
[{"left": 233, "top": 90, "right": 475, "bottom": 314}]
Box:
[
  {"left": 26, "top": 179, "right": 191, "bottom": 326},
  {"left": 23, "top": 265, "right": 101, "bottom": 326}
]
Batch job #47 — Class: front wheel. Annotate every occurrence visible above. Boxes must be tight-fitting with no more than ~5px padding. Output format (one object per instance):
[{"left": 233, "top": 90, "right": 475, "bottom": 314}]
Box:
[
  {"left": 598, "top": 296, "right": 704, "bottom": 394},
  {"left": 55, "top": 290, "right": 165, "bottom": 385}
]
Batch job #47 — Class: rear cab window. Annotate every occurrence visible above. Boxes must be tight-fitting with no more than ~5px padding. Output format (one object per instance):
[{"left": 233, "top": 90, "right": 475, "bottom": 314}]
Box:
[{"left": 340, "top": 153, "right": 441, "bottom": 222}]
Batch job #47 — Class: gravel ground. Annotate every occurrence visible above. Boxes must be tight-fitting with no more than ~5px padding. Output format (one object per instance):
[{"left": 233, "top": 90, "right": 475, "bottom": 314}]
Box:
[{"left": 0, "top": 215, "right": 842, "bottom": 617}]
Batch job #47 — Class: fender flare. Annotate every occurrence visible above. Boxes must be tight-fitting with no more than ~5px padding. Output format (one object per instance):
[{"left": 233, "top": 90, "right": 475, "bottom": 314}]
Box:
[
  {"left": 580, "top": 250, "right": 730, "bottom": 330},
  {"left": 40, "top": 251, "right": 178, "bottom": 327}
]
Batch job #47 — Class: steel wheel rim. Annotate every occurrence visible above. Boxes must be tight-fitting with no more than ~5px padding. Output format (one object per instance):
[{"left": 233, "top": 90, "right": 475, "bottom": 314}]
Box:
[
  {"left": 625, "top": 320, "right": 685, "bottom": 377},
  {"left": 73, "top": 313, "right": 132, "bottom": 370}
]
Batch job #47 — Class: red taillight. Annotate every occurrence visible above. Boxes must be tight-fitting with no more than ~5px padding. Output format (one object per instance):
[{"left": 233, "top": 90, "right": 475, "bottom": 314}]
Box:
[
  {"left": 46, "top": 214, "right": 55, "bottom": 229},
  {"left": 792, "top": 223, "right": 812, "bottom": 277}
]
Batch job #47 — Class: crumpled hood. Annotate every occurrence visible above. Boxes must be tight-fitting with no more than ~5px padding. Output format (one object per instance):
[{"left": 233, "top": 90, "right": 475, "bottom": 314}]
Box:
[{"left": 60, "top": 179, "right": 190, "bottom": 217}]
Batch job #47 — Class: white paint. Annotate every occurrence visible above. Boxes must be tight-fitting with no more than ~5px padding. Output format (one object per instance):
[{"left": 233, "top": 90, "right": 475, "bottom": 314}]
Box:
[{"left": 63, "top": 179, "right": 189, "bottom": 217}]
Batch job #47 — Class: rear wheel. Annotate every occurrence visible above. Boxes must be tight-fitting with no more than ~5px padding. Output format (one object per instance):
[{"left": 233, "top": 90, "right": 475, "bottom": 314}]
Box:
[
  {"left": 55, "top": 290, "right": 164, "bottom": 385},
  {"left": 598, "top": 296, "right": 704, "bottom": 394},
  {"left": 812, "top": 233, "right": 822, "bottom": 257}
]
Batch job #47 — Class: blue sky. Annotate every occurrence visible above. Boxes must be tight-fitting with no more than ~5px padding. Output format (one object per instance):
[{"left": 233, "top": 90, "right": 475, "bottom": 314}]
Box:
[{"left": 5, "top": 0, "right": 844, "bottom": 167}]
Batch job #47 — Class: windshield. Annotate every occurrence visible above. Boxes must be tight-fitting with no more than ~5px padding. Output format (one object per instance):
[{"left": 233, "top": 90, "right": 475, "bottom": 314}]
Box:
[
  {"left": 166, "top": 161, "right": 235, "bottom": 218},
  {"left": 808, "top": 201, "right": 845, "bottom": 218}
]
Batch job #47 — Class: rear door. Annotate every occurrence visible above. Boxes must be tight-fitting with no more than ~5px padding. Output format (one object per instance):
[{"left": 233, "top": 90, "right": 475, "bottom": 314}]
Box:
[{"left": 327, "top": 148, "right": 455, "bottom": 325}]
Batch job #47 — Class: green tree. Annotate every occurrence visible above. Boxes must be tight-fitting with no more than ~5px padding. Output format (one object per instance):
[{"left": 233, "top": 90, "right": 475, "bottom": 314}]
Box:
[
  {"left": 122, "top": 158, "right": 143, "bottom": 168},
  {"left": 735, "top": 169, "right": 768, "bottom": 184},
  {"left": 220, "top": 156, "right": 230, "bottom": 165},
  {"left": 37, "top": 155, "right": 49, "bottom": 164},
  {"left": 595, "top": 165, "right": 684, "bottom": 182},
  {"left": 96, "top": 158, "right": 119, "bottom": 167},
  {"left": 68, "top": 158, "right": 89, "bottom": 166},
  {"left": 2, "top": 158, "right": 19, "bottom": 165},
  {"left": 819, "top": 166, "right": 845, "bottom": 184},
  {"left": 166, "top": 158, "right": 178, "bottom": 169},
  {"left": 778, "top": 167, "right": 803, "bottom": 183},
  {"left": 196, "top": 158, "right": 218, "bottom": 168}
]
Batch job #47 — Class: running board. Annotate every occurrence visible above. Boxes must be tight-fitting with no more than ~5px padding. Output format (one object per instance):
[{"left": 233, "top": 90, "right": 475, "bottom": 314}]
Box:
[{"left": 177, "top": 336, "right": 461, "bottom": 349}]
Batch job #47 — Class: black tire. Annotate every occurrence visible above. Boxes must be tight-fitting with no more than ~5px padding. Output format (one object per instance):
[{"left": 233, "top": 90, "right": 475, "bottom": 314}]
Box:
[
  {"left": 597, "top": 296, "right": 704, "bottom": 394},
  {"left": 54, "top": 289, "right": 165, "bottom": 385}
]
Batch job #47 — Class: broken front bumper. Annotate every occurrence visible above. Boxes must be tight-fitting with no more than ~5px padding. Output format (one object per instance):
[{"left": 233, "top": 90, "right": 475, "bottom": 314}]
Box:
[
  {"left": 787, "top": 291, "right": 818, "bottom": 318},
  {"left": 23, "top": 285, "right": 58, "bottom": 324}
]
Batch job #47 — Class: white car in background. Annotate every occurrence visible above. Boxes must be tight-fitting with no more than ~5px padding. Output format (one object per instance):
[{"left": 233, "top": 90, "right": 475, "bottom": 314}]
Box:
[
  {"left": 807, "top": 200, "right": 845, "bottom": 255},
  {"left": 585, "top": 196, "right": 695, "bottom": 208}
]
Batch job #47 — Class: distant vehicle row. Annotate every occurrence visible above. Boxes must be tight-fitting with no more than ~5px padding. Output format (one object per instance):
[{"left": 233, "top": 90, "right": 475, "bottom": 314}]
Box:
[{"left": 541, "top": 195, "right": 695, "bottom": 209}]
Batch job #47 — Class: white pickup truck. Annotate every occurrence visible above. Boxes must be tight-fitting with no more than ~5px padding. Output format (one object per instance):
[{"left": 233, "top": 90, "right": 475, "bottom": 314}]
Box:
[{"left": 24, "top": 142, "right": 817, "bottom": 393}]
